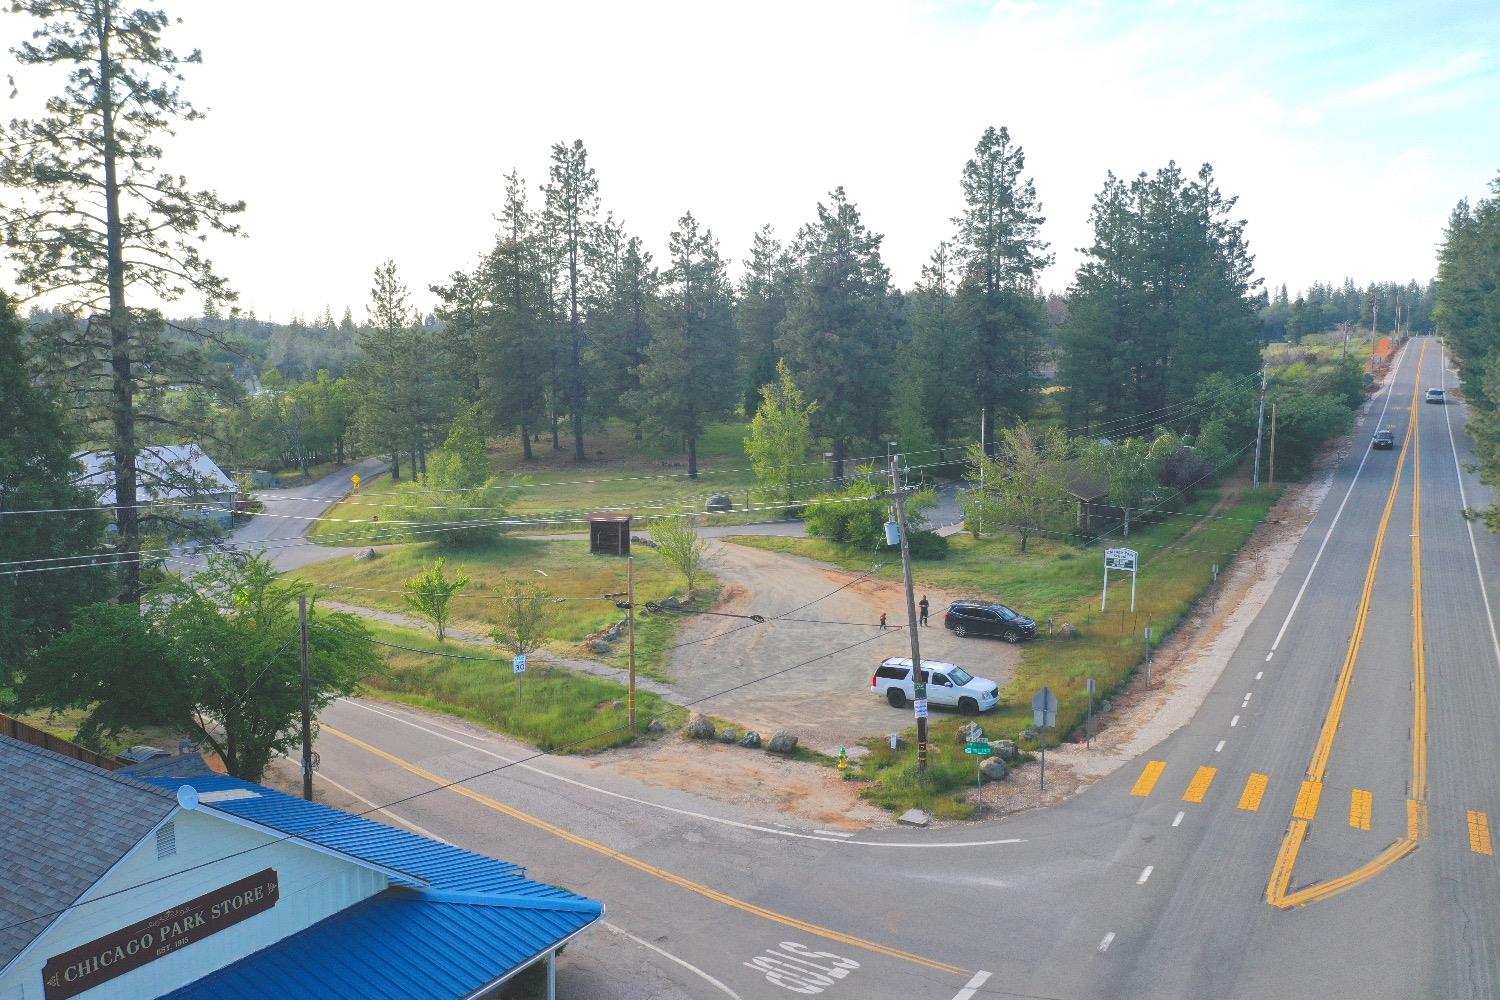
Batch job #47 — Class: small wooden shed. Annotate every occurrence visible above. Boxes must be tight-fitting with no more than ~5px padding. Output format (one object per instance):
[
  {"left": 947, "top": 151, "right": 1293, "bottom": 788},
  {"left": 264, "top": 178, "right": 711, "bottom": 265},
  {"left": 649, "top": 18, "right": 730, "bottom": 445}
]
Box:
[
  {"left": 1067, "top": 472, "right": 1109, "bottom": 535},
  {"left": 588, "top": 514, "right": 632, "bottom": 555}
]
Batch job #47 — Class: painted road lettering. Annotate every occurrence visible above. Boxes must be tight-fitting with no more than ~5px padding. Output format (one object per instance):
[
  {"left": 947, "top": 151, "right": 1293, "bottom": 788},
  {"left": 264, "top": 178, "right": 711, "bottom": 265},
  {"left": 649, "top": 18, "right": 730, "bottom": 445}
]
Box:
[{"left": 746, "top": 942, "right": 860, "bottom": 995}]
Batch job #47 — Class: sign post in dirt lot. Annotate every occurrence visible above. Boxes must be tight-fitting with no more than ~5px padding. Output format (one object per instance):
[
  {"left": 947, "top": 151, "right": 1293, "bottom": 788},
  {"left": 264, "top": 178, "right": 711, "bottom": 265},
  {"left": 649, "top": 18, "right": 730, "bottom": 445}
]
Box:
[{"left": 1033, "top": 686, "right": 1058, "bottom": 791}]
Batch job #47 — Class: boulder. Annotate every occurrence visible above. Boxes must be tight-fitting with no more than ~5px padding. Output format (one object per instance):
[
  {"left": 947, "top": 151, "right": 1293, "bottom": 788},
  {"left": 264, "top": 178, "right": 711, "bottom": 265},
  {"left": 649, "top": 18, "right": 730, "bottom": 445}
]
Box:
[
  {"left": 646, "top": 719, "right": 666, "bottom": 734},
  {"left": 716, "top": 728, "right": 738, "bottom": 745},
  {"left": 765, "top": 731, "right": 799, "bottom": 755},
  {"left": 353, "top": 548, "right": 377, "bottom": 562},
  {"left": 604, "top": 622, "right": 624, "bottom": 641},
  {"left": 685, "top": 714, "right": 716, "bottom": 740},
  {"left": 979, "top": 757, "right": 1009, "bottom": 782},
  {"left": 738, "top": 731, "right": 762, "bottom": 749},
  {"left": 706, "top": 494, "right": 733, "bottom": 513},
  {"left": 897, "top": 808, "right": 931, "bottom": 827},
  {"left": 588, "top": 640, "right": 611, "bottom": 654},
  {"left": 989, "top": 739, "right": 1018, "bottom": 761},
  {"left": 659, "top": 595, "right": 683, "bottom": 610}
]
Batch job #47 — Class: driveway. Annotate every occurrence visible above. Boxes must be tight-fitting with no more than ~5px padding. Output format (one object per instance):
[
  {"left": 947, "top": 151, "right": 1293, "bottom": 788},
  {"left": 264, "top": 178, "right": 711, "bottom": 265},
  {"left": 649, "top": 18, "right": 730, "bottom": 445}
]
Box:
[{"left": 666, "top": 540, "right": 1019, "bottom": 752}]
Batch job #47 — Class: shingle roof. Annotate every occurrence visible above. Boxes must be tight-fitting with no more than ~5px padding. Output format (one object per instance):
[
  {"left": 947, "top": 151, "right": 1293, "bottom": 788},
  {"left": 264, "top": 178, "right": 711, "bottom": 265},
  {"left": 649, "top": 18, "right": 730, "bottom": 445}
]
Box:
[
  {"left": 74, "top": 444, "right": 236, "bottom": 505},
  {"left": 0, "top": 735, "right": 176, "bottom": 969},
  {"left": 137, "top": 775, "right": 578, "bottom": 898},
  {"left": 117, "top": 751, "right": 217, "bottom": 781},
  {"left": 160, "top": 887, "right": 602, "bottom": 1000}
]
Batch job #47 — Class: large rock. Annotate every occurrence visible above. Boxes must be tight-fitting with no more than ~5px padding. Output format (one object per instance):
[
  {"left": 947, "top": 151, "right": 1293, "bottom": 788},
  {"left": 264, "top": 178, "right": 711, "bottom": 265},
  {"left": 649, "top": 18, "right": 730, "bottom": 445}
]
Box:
[
  {"left": 716, "top": 728, "right": 738, "bottom": 745},
  {"left": 685, "top": 714, "right": 716, "bottom": 740},
  {"left": 588, "top": 640, "right": 611, "bottom": 654},
  {"left": 979, "top": 757, "right": 1009, "bottom": 782},
  {"left": 897, "top": 808, "right": 931, "bottom": 827},
  {"left": 989, "top": 739, "right": 1018, "bottom": 761},
  {"left": 659, "top": 595, "right": 684, "bottom": 610},
  {"left": 738, "top": 731, "right": 762, "bottom": 749},
  {"left": 353, "top": 548, "right": 377, "bottom": 561},
  {"left": 765, "top": 731, "right": 799, "bottom": 755}
]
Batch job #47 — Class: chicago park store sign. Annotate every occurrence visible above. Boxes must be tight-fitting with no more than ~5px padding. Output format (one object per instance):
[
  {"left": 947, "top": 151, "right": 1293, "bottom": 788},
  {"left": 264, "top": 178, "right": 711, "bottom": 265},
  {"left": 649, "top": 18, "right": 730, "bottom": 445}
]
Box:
[{"left": 42, "top": 869, "right": 279, "bottom": 999}]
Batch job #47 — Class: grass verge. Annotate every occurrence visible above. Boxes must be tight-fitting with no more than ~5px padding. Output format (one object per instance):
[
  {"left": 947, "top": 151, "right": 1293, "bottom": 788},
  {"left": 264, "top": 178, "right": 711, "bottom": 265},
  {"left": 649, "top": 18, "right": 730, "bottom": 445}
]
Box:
[
  {"left": 361, "top": 620, "right": 682, "bottom": 753},
  {"left": 289, "top": 535, "right": 714, "bottom": 681}
]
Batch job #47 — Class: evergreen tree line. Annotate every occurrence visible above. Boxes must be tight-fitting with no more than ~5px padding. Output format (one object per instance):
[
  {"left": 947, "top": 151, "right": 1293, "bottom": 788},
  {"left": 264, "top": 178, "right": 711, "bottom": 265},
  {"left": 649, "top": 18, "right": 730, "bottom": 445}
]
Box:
[
  {"left": 1258, "top": 278, "right": 1436, "bottom": 344},
  {"left": 1436, "top": 174, "right": 1500, "bottom": 529}
]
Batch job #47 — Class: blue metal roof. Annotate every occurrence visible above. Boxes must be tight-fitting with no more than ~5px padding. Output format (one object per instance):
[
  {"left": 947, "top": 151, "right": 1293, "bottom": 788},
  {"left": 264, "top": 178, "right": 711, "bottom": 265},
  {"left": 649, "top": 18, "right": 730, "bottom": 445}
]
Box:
[
  {"left": 161, "top": 887, "right": 602, "bottom": 1000},
  {"left": 141, "top": 774, "right": 571, "bottom": 898}
]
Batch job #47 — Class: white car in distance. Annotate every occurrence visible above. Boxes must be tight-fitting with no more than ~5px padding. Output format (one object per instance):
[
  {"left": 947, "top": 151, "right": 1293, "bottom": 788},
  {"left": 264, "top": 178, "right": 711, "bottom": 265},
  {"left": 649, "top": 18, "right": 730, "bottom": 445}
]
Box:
[{"left": 871, "top": 657, "right": 1001, "bottom": 715}]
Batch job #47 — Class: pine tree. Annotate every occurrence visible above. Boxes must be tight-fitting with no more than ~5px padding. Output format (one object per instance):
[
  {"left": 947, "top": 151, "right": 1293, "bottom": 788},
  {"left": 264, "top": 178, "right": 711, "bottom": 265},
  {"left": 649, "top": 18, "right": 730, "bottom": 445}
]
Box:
[
  {"left": 587, "top": 215, "right": 657, "bottom": 434},
  {"left": 777, "top": 187, "right": 898, "bottom": 479},
  {"left": 951, "top": 126, "right": 1053, "bottom": 427},
  {"left": 903, "top": 243, "right": 967, "bottom": 447},
  {"left": 0, "top": 294, "right": 110, "bottom": 680},
  {"left": 1, "top": 1, "right": 245, "bottom": 603},
  {"left": 482, "top": 171, "right": 551, "bottom": 459},
  {"left": 635, "top": 212, "right": 736, "bottom": 478},
  {"left": 735, "top": 226, "right": 795, "bottom": 416},
  {"left": 542, "top": 139, "right": 601, "bottom": 461}
]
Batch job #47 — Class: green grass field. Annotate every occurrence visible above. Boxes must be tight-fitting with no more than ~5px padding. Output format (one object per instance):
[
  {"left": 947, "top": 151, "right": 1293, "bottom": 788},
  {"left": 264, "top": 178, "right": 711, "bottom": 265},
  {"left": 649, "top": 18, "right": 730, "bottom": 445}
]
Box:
[
  {"left": 289, "top": 535, "right": 714, "bottom": 681},
  {"left": 358, "top": 621, "right": 681, "bottom": 752}
]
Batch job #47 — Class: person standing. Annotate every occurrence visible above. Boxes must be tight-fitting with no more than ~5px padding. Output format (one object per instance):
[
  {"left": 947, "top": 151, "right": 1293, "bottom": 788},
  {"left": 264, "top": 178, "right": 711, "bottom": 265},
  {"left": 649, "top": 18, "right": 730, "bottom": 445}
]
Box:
[
  {"left": 919, "top": 596, "right": 930, "bottom": 626},
  {"left": 879, "top": 612, "right": 888, "bottom": 631}
]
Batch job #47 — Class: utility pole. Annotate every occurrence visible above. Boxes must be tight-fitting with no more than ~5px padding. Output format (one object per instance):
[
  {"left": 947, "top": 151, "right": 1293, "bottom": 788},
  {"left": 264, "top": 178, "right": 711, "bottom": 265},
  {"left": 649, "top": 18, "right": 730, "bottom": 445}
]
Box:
[
  {"left": 978, "top": 407, "right": 986, "bottom": 492},
  {"left": 890, "top": 455, "right": 928, "bottom": 772},
  {"left": 298, "top": 594, "right": 313, "bottom": 802},
  {"left": 1252, "top": 364, "right": 1267, "bottom": 489},
  {"left": 1269, "top": 403, "right": 1278, "bottom": 487},
  {"left": 627, "top": 556, "right": 637, "bottom": 730}
]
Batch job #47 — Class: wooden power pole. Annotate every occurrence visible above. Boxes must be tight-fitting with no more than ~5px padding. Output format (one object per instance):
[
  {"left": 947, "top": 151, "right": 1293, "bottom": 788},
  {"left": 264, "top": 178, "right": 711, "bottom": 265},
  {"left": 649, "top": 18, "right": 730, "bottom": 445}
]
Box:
[
  {"left": 298, "top": 594, "right": 313, "bottom": 802},
  {"left": 890, "top": 455, "right": 928, "bottom": 771}
]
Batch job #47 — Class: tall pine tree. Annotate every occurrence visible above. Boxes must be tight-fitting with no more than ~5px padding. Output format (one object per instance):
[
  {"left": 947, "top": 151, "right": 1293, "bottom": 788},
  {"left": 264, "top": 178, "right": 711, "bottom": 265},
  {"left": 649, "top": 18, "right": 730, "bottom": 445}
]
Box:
[{"left": 542, "top": 140, "right": 600, "bottom": 461}]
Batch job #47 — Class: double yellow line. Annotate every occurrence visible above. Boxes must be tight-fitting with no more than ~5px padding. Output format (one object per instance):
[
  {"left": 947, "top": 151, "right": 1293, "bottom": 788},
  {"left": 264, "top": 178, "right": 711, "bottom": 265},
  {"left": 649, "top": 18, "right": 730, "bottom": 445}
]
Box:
[
  {"left": 321, "top": 724, "right": 966, "bottom": 975},
  {"left": 1266, "top": 339, "right": 1430, "bottom": 908}
]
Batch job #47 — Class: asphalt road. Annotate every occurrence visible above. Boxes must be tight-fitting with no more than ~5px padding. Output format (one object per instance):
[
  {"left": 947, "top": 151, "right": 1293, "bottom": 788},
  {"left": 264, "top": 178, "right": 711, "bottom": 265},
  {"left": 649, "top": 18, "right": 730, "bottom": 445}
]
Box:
[{"left": 299, "top": 337, "right": 1500, "bottom": 999}]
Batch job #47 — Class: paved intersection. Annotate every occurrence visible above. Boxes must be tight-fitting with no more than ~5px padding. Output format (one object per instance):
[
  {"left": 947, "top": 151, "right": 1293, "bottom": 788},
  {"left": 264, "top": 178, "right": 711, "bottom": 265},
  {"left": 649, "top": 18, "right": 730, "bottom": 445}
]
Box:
[{"left": 308, "top": 337, "right": 1500, "bottom": 999}]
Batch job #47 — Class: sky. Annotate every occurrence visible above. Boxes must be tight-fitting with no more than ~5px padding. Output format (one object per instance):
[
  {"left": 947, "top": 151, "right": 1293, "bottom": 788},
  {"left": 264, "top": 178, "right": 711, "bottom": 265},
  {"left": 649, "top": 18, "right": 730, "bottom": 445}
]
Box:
[{"left": 5, "top": 0, "right": 1499, "bottom": 321}]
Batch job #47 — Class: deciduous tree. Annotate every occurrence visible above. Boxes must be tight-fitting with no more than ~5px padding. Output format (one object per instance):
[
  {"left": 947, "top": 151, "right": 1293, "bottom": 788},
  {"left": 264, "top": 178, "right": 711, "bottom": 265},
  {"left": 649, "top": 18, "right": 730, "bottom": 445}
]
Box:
[{"left": 403, "top": 558, "right": 470, "bottom": 642}]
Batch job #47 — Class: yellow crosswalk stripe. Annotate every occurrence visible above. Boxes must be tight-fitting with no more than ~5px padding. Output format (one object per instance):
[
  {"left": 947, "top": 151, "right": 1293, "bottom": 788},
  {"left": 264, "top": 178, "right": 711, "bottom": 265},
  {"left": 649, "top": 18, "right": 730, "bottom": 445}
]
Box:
[
  {"left": 1349, "top": 789, "right": 1373, "bottom": 831},
  {"left": 1293, "top": 780, "right": 1323, "bottom": 820},
  {"left": 1238, "top": 773, "right": 1269, "bottom": 812},
  {"left": 1131, "top": 760, "right": 1167, "bottom": 797},
  {"left": 1182, "top": 766, "right": 1217, "bottom": 803},
  {"left": 1468, "top": 810, "right": 1494, "bottom": 856}
]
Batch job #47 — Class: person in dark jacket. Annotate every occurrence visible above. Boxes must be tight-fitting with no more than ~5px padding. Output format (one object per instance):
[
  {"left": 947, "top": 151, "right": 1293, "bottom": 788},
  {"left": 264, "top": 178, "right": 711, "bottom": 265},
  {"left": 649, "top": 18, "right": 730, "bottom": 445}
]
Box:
[{"left": 918, "top": 596, "right": 930, "bottom": 626}]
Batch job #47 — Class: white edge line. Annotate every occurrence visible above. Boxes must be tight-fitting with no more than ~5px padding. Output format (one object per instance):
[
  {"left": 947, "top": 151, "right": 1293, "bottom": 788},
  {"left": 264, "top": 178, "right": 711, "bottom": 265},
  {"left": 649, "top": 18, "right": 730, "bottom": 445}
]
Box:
[
  {"left": 1098, "top": 932, "right": 1116, "bottom": 953},
  {"left": 952, "top": 969, "right": 993, "bottom": 999},
  {"left": 1172, "top": 811, "right": 1185, "bottom": 827},
  {"left": 335, "top": 698, "right": 1026, "bottom": 849},
  {"left": 602, "top": 920, "right": 743, "bottom": 1000},
  {"left": 1440, "top": 339, "right": 1500, "bottom": 670},
  {"left": 1256, "top": 671, "right": 1263, "bottom": 680},
  {"left": 1268, "top": 339, "right": 1410, "bottom": 653}
]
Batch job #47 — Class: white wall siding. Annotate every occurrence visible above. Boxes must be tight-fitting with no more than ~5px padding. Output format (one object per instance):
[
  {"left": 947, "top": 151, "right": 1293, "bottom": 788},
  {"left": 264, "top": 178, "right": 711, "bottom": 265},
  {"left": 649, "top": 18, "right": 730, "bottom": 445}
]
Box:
[{"left": 1, "top": 808, "right": 386, "bottom": 1000}]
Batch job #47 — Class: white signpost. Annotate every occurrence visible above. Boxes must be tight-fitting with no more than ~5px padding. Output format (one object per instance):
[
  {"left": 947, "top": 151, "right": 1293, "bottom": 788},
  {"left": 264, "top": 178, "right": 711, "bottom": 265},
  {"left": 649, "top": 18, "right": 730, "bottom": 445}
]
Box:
[{"left": 1102, "top": 546, "right": 1139, "bottom": 612}]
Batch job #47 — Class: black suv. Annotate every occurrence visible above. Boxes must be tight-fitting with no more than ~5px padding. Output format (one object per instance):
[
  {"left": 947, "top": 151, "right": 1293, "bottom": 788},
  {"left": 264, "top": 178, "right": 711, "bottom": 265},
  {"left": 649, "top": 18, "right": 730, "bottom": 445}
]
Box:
[
  {"left": 944, "top": 600, "right": 1037, "bottom": 643},
  {"left": 1372, "top": 428, "right": 1394, "bottom": 450}
]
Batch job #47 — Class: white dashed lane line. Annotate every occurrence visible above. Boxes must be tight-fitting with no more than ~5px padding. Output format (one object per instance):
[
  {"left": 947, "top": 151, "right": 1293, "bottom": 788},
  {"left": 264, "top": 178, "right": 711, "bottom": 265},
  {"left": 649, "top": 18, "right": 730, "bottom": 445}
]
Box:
[
  {"left": 1215, "top": 740, "right": 1225, "bottom": 753},
  {"left": 950, "top": 970, "right": 992, "bottom": 1000},
  {"left": 1137, "top": 866, "right": 1154, "bottom": 885},
  {"left": 1231, "top": 715, "right": 1240, "bottom": 727},
  {"left": 1098, "top": 932, "right": 1116, "bottom": 953},
  {"left": 1256, "top": 671, "right": 1264, "bottom": 680},
  {"left": 1172, "top": 811, "right": 1185, "bottom": 828}
]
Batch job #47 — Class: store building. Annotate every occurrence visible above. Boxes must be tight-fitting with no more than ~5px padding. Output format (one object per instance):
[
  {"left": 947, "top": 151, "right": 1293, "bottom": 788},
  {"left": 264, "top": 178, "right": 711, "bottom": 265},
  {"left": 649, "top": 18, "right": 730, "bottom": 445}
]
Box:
[{"left": 0, "top": 735, "right": 601, "bottom": 999}]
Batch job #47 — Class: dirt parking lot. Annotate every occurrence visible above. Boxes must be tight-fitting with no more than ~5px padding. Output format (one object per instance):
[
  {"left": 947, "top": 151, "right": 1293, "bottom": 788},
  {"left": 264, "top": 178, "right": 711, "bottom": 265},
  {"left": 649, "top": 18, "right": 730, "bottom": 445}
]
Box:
[{"left": 666, "top": 541, "right": 1020, "bottom": 753}]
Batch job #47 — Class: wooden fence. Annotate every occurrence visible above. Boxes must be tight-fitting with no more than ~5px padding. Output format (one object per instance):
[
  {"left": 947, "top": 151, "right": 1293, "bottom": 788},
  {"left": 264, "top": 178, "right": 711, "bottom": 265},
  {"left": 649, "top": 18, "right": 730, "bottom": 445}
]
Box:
[{"left": 0, "top": 712, "right": 121, "bottom": 770}]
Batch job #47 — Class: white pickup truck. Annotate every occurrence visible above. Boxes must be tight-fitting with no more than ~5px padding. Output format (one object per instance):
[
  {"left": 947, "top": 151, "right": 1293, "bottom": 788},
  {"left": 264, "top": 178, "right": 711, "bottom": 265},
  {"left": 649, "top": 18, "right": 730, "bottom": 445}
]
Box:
[{"left": 870, "top": 657, "right": 1000, "bottom": 715}]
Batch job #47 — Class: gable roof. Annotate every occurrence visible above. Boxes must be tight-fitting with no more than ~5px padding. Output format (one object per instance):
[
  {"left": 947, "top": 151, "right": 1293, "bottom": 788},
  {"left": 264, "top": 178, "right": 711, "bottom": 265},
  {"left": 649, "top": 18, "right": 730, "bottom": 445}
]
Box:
[
  {"left": 137, "top": 775, "right": 579, "bottom": 898},
  {"left": 0, "top": 735, "right": 176, "bottom": 969},
  {"left": 74, "top": 444, "right": 236, "bottom": 506},
  {"left": 117, "top": 750, "right": 217, "bottom": 781},
  {"left": 161, "top": 887, "right": 601, "bottom": 1000}
]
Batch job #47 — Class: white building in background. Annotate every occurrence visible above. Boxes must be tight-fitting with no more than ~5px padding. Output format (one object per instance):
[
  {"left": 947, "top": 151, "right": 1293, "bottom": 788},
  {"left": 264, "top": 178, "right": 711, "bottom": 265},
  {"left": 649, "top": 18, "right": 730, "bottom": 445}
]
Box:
[{"left": 73, "top": 445, "right": 238, "bottom": 529}]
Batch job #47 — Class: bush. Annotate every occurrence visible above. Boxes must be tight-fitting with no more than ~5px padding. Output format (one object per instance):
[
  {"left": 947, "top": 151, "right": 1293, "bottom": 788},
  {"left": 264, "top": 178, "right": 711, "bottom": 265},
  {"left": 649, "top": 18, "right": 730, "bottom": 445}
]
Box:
[
  {"left": 898, "top": 530, "right": 949, "bottom": 560},
  {"left": 1159, "top": 447, "right": 1216, "bottom": 501},
  {"left": 805, "top": 486, "right": 888, "bottom": 548}
]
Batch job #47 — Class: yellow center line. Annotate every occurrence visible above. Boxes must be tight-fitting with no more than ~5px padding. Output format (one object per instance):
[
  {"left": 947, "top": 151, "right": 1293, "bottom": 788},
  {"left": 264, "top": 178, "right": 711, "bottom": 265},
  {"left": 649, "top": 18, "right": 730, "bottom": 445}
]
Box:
[
  {"left": 1468, "top": 811, "right": 1494, "bottom": 856},
  {"left": 1293, "top": 781, "right": 1323, "bottom": 821},
  {"left": 1238, "top": 773, "right": 1269, "bottom": 812},
  {"left": 1182, "top": 766, "right": 1217, "bottom": 803},
  {"left": 320, "top": 724, "right": 966, "bottom": 975},
  {"left": 1349, "top": 789, "right": 1372, "bottom": 831},
  {"left": 1132, "top": 760, "right": 1167, "bottom": 797},
  {"left": 1266, "top": 339, "right": 1430, "bottom": 909}
]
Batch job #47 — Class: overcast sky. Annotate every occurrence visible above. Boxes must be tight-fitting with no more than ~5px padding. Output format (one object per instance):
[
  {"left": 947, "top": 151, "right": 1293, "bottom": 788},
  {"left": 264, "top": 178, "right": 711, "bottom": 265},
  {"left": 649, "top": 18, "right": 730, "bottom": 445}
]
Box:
[{"left": 8, "top": 0, "right": 1500, "bottom": 321}]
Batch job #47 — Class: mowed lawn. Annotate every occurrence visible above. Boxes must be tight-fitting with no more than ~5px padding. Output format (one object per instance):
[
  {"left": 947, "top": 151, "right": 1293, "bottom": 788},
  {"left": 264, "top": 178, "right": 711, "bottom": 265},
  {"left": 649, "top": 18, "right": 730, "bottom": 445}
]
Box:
[
  {"left": 290, "top": 535, "right": 714, "bottom": 681},
  {"left": 358, "top": 621, "right": 680, "bottom": 752}
]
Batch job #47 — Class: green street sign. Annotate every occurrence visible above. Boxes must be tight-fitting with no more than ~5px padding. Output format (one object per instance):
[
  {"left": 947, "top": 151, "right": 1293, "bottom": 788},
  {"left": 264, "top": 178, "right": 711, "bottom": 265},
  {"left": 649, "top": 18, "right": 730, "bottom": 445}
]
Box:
[{"left": 964, "top": 741, "right": 993, "bottom": 756}]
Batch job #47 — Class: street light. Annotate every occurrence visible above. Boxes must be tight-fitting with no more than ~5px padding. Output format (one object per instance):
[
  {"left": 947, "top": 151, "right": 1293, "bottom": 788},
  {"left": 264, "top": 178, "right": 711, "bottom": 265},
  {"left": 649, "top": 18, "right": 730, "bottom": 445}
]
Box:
[{"left": 886, "top": 440, "right": 899, "bottom": 463}]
